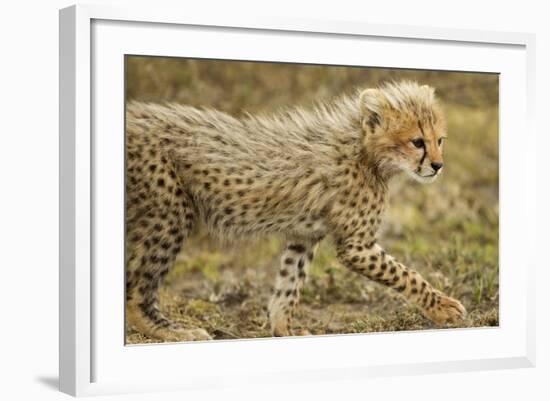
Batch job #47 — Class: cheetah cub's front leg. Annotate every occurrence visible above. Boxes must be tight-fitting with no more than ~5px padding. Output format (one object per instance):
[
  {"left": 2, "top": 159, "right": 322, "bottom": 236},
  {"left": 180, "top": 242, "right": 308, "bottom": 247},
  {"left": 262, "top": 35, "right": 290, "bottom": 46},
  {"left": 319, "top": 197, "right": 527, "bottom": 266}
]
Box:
[
  {"left": 338, "top": 241, "right": 466, "bottom": 325},
  {"left": 268, "top": 240, "right": 317, "bottom": 336}
]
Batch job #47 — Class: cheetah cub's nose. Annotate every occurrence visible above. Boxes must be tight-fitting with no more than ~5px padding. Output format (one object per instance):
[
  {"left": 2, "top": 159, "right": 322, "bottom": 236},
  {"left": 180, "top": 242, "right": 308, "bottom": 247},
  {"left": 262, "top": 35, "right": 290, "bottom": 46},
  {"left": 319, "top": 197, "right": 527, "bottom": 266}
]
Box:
[{"left": 431, "top": 162, "right": 443, "bottom": 172}]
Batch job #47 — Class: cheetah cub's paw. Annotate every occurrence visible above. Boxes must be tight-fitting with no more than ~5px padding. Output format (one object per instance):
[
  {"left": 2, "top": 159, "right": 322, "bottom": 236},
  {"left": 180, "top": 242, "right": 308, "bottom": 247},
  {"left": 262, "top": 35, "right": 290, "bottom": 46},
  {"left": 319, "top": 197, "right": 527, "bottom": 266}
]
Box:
[
  {"left": 272, "top": 326, "right": 312, "bottom": 337},
  {"left": 423, "top": 293, "right": 467, "bottom": 325},
  {"left": 161, "top": 328, "right": 213, "bottom": 342},
  {"left": 272, "top": 326, "right": 291, "bottom": 337}
]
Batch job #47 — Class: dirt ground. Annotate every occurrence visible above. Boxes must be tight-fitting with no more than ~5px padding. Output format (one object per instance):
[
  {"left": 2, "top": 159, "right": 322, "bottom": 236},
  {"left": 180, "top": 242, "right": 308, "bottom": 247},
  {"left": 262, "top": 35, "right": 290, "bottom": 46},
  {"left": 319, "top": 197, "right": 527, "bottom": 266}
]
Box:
[{"left": 125, "top": 58, "right": 499, "bottom": 344}]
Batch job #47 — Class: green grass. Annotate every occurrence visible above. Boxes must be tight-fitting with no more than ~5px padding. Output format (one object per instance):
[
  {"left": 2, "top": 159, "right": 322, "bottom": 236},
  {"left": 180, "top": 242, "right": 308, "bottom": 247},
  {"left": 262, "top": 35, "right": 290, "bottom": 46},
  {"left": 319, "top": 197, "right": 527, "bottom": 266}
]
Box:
[{"left": 125, "top": 57, "right": 499, "bottom": 343}]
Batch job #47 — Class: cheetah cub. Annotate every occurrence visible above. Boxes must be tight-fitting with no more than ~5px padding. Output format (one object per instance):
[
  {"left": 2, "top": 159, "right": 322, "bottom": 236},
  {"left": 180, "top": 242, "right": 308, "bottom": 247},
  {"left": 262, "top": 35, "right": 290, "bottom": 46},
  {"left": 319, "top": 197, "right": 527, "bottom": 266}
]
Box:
[{"left": 125, "top": 80, "right": 466, "bottom": 341}]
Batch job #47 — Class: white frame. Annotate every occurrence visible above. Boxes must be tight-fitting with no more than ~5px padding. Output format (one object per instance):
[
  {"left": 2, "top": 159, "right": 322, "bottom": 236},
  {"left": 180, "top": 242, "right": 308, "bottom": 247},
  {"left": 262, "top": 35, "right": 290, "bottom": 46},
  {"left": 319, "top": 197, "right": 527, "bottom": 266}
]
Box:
[{"left": 59, "top": 4, "right": 536, "bottom": 397}]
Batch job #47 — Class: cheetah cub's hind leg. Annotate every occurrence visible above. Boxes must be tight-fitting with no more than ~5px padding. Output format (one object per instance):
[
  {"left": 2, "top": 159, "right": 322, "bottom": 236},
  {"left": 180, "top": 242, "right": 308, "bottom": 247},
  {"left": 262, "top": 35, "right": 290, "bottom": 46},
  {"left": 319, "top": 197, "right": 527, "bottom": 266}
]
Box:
[
  {"left": 268, "top": 240, "right": 318, "bottom": 337},
  {"left": 125, "top": 188, "right": 212, "bottom": 342}
]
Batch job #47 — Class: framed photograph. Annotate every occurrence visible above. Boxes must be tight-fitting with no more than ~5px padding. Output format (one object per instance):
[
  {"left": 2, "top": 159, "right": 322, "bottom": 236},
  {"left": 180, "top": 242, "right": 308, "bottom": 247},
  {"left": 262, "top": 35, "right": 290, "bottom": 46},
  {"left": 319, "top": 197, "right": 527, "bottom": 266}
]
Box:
[{"left": 59, "top": 4, "right": 536, "bottom": 396}]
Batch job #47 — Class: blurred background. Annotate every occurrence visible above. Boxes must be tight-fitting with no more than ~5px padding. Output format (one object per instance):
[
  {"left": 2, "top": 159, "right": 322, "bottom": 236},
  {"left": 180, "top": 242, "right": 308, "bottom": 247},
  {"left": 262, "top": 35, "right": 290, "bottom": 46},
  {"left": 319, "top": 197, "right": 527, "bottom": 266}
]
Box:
[{"left": 126, "top": 56, "right": 499, "bottom": 343}]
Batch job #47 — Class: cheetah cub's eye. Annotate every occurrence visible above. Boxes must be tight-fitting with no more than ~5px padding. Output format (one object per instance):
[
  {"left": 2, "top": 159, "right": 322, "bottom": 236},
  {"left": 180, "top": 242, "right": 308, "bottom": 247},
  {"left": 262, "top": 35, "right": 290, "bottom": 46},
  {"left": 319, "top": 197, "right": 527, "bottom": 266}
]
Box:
[
  {"left": 411, "top": 138, "right": 424, "bottom": 148},
  {"left": 438, "top": 137, "right": 445, "bottom": 146}
]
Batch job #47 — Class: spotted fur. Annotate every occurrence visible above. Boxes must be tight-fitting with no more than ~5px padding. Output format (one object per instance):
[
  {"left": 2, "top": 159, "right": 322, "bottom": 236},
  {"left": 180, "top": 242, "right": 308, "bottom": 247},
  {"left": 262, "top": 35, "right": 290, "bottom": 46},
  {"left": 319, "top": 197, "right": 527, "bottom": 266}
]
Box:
[{"left": 125, "top": 81, "right": 466, "bottom": 341}]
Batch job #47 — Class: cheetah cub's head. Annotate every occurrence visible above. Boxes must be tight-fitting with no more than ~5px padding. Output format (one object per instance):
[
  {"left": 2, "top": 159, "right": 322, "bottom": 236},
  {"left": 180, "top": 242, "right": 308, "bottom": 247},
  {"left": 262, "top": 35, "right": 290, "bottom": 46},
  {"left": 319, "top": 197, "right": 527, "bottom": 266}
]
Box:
[{"left": 359, "top": 81, "right": 447, "bottom": 184}]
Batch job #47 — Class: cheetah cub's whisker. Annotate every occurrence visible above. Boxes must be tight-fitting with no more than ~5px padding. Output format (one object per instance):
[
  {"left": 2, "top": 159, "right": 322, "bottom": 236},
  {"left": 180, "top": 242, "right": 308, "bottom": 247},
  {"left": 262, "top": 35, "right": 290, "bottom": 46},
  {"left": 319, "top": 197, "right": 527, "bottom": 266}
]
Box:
[{"left": 125, "top": 80, "right": 466, "bottom": 342}]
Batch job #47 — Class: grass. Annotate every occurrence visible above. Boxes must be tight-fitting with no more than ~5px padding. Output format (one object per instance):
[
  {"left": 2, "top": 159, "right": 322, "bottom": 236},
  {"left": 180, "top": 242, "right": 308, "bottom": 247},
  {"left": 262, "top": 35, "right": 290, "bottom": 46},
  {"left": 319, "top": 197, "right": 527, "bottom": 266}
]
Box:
[{"left": 125, "top": 57, "right": 499, "bottom": 343}]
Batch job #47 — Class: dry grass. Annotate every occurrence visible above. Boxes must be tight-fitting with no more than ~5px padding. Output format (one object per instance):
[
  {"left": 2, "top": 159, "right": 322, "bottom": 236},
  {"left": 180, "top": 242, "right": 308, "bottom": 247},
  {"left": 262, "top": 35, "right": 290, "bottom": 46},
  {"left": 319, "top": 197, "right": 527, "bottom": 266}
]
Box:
[{"left": 125, "top": 57, "right": 499, "bottom": 343}]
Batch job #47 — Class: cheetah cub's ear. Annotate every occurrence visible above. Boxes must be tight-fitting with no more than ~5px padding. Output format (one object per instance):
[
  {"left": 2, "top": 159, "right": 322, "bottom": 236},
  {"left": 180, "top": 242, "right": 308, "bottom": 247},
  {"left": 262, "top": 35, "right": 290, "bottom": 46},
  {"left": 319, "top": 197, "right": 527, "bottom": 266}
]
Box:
[
  {"left": 359, "top": 88, "right": 385, "bottom": 136},
  {"left": 420, "top": 84, "right": 436, "bottom": 96}
]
